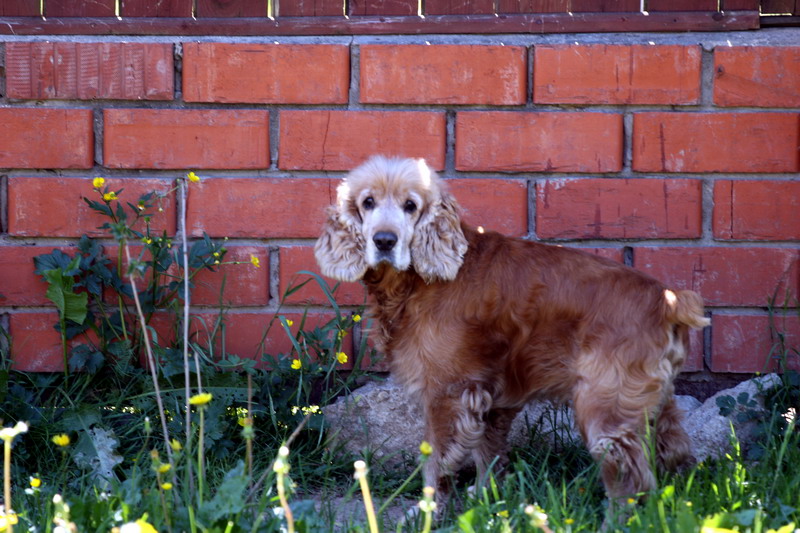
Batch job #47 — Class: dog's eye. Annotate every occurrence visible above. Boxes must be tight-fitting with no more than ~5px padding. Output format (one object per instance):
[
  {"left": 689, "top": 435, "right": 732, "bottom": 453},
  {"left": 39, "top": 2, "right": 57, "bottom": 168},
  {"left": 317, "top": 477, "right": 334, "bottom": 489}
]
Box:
[
  {"left": 362, "top": 197, "right": 375, "bottom": 210},
  {"left": 404, "top": 200, "right": 417, "bottom": 214}
]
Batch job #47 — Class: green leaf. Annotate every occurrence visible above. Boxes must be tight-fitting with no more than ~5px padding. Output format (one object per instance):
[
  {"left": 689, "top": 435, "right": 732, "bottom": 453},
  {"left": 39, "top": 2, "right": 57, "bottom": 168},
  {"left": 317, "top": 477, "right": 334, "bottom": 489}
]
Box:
[
  {"left": 199, "top": 461, "right": 248, "bottom": 524},
  {"left": 457, "top": 507, "right": 478, "bottom": 533},
  {"left": 34, "top": 249, "right": 78, "bottom": 276},
  {"left": 69, "top": 344, "right": 105, "bottom": 374},
  {"left": 43, "top": 258, "right": 89, "bottom": 325}
]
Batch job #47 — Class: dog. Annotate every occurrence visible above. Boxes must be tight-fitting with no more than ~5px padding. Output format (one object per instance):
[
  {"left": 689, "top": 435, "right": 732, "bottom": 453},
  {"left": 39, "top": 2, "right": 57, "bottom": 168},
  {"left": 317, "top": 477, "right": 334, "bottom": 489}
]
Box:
[{"left": 314, "top": 155, "right": 709, "bottom": 504}]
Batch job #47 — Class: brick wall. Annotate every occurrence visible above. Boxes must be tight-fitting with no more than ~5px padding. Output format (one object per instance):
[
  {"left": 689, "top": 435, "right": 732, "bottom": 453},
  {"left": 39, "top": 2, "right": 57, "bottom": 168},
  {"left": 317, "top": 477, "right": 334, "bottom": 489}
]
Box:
[{"left": 1, "top": 34, "right": 798, "bottom": 376}]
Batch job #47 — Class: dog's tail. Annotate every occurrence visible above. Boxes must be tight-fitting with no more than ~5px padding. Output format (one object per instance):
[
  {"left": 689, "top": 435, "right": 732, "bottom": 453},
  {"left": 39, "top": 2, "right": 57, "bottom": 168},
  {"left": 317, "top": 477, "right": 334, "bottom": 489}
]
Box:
[{"left": 663, "top": 289, "right": 710, "bottom": 329}]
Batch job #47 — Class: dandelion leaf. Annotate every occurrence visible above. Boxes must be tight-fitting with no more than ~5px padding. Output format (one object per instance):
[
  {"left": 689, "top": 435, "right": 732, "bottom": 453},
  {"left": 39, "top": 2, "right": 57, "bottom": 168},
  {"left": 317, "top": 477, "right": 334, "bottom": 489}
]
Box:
[
  {"left": 199, "top": 461, "right": 248, "bottom": 524},
  {"left": 72, "top": 427, "right": 123, "bottom": 488}
]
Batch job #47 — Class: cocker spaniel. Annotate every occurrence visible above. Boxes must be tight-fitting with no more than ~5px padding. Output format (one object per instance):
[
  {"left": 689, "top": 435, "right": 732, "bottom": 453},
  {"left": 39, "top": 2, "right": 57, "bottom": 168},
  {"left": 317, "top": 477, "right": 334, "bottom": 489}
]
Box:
[{"left": 315, "top": 155, "right": 709, "bottom": 504}]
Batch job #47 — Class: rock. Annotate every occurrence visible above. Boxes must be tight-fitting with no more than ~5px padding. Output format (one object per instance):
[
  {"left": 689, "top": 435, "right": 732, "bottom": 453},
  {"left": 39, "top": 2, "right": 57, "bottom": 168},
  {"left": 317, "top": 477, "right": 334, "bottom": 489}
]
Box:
[
  {"left": 323, "top": 374, "right": 783, "bottom": 471},
  {"left": 323, "top": 378, "right": 424, "bottom": 470},
  {"left": 682, "top": 374, "right": 781, "bottom": 463},
  {"left": 675, "top": 394, "right": 702, "bottom": 414}
]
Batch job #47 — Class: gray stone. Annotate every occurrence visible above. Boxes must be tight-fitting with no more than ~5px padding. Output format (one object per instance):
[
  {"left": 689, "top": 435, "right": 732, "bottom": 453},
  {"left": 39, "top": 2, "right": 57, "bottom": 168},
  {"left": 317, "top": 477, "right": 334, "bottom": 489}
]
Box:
[
  {"left": 682, "top": 374, "right": 781, "bottom": 463},
  {"left": 323, "top": 374, "right": 783, "bottom": 471}
]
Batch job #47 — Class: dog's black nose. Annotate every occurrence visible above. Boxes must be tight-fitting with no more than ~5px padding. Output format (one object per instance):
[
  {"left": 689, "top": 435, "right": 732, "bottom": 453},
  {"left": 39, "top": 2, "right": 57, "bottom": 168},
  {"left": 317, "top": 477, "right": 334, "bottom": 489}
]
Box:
[{"left": 373, "top": 231, "right": 398, "bottom": 252}]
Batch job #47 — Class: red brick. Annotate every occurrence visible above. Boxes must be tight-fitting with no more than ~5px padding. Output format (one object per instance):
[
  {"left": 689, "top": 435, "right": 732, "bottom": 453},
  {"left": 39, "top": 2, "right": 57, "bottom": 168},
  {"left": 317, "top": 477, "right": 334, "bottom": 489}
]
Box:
[
  {"left": 711, "top": 314, "right": 800, "bottom": 373},
  {"left": 8, "top": 177, "right": 177, "bottom": 237},
  {"left": 9, "top": 312, "right": 67, "bottom": 372},
  {"left": 0, "top": 108, "right": 93, "bottom": 169},
  {"left": 635, "top": 247, "right": 800, "bottom": 307},
  {"left": 534, "top": 44, "right": 701, "bottom": 105},
  {"left": 186, "top": 177, "right": 333, "bottom": 239},
  {"left": 279, "top": 110, "right": 446, "bottom": 171},
  {"left": 536, "top": 178, "right": 702, "bottom": 240},
  {"left": 714, "top": 46, "right": 800, "bottom": 107},
  {"left": 448, "top": 179, "right": 528, "bottom": 237},
  {"left": 684, "top": 329, "right": 705, "bottom": 373},
  {"left": 5, "top": 42, "right": 173, "bottom": 101},
  {"left": 192, "top": 246, "right": 270, "bottom": 306},
  {"left": 279, "top": 246, "right": 366, "bottom": 306},
  {"left": 575, "top": 247, "right": 625, "bottom": 263},
  {"left": 189, "top": 311, "right": 350, "bottom": 368},
  {"left": 713, "top": 181, "right": 800, "bottom": 241},
  {"left": 0, "top": 246, "right": 64, "bottom": 306},
  {"left": 632, "top": 113, "right": 800, "bottom": 173},
  {"left": 104, "top": 109, "right": 269, "bottom": 169},
  {"left": 183, "top": 43, "right": 349, "bottom": 104},
  {"left": 360, "top": 44, "right": 526, "bottom": 105},
  {"left": 456, "top": 112, "right": 623, "bottom": 173}
]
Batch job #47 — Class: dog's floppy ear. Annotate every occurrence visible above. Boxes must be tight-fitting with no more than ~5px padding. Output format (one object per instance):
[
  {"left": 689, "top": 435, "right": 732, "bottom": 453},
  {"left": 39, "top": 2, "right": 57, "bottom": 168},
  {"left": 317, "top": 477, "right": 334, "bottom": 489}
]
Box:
[
  {"left": 314, "top": 182, "right": 368, "bottom": 282},
  {"left": 411, "top": 179, "right": 468, "bottom": 284}
]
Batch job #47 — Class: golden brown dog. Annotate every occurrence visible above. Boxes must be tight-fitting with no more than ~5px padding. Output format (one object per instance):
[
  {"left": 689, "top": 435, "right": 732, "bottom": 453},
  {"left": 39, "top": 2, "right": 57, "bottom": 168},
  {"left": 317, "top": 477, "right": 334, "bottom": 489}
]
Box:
[{"left": 315, "top": 155, "right": 709, "bottom": 502}]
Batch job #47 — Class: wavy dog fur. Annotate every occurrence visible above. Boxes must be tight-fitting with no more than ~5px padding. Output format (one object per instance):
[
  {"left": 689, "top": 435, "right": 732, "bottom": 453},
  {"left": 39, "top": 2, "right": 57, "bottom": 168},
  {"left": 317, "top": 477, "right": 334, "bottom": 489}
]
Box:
[{"left": 315, "top": 155, "right": 710, "bottom": 502}]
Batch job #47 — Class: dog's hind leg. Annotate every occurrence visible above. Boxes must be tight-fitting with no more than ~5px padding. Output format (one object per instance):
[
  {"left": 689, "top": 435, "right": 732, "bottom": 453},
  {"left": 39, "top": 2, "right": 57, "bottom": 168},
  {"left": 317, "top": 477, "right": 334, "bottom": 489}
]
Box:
[
  {"left": 422, "top": 383, "right": 493, "bottom": 491},
  {"left": 572, "top": 374, "right": 660, "bottom": 500},
  {"left": 471, "top": 407, "right": 519, "bottom": 482},
  {"left": 655, "top": 396, "right": 694, "bottom": 472}
]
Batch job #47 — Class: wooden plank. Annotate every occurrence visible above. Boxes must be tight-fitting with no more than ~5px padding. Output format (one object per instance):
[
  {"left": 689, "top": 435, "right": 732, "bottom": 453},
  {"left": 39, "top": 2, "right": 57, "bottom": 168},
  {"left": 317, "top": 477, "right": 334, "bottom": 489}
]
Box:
[
  {"left": 45, "top": 0, "right": 116, "bottom": 16},
  {"left": 196, "top": 0, "right": 268, "bottom": 16},
  {"left": 0, "top": 11, "right": 760, "bottom": 33},
  {"left": 760, "top": 0, "right": 796, "bottom": 13},
  {"left": 425, "top": 0, "right": 494, "bottom": 14},
  {"left": 497, "top": 0, "right": 568, "bottom": 13},
  {"left": 648, "top": 0, "right": 717, "bottom": 11},
  {"left": 278, "top": 0, "right": 344, "bottom": 16},
  {"left": 1, "top": 0, "right": 39, "bottom": 16},
  {"left": 349, "top": 0, "right": 418, "bottom": 15},
  {"left": 571, "top": 0, "right": 639, "bottom": 11},
  {"left": 120, "top": 0, "right": 193, "bottom": 16},
  {"left": 722, "top": 0, "right": 759, "bottom": 9}
]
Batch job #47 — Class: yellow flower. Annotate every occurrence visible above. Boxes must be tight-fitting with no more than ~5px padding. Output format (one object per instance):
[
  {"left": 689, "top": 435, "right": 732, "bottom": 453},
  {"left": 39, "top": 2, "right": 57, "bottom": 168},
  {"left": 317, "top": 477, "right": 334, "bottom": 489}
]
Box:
[
  {"left": 169, "top": 438, "right": 182, "bottom": 452},
  {"left": 52, "top": 433, "right": 70, "bottom": 447},
  {"left": 419, "top": 441, "right": 433, "bottom": 456},
  {"left": 285, "top": 319, "right": 294, "bottom": 327},
  {"left": 352, "top": 314, "right": 362, "bottom": 323},
  {"left": 137, "top": 200, "right": 146, "bottom": 211},
  {"left": 103, "top": 191, "right": 118, "bottom": 202},
  {"left": 189, "top": 392, "right": 213, "bottom": 406},
  {"left": 291, "top": 359, "right": 302, "bottom": 370},
  {"left": 497, "top": 510, "right": 509, "bottom": 518},
  {"left": 0, "top": 513, "right": 18, "bottom": 529},
  {"left": 213, "top": 252, "right": 220, "bottom": 258},
  {"left": 187, "top": 171, "right": 200, "bottom": 183},
  {"left": 142, "top": 237, "right": 152, "bottom": 245},
  {"left": 92, "top": 177, "right": 105, "bottom": 189},
  {"left": 30, "top": 476, "right": 41, "bottom": 488},
  {"left": 627, "top": 497, "right": 636, "bottom": 505},
  {"left": 157, "top": 463, "right": 171, "bottom": 474},
  {"left": 336, "top": 352, "right": 348, "bottom": 364},
  {"left": 565, "top": 518, "right": 575, "bottom": 525},
  {"left": 120, "top": 518, "right": 158, "bottom": 533},
  {"left": 250, "top": 255, "right": 261, "bottom": 268},
  {"left": 161, "top": 482, "right": 173, "bottom": 491}
]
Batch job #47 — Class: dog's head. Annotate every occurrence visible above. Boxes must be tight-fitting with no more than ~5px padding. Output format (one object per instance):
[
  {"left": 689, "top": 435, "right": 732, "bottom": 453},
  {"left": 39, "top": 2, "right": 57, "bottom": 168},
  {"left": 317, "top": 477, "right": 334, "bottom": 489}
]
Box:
[{"left": 314, "top": 156, "right": 468, "bottom": 284}]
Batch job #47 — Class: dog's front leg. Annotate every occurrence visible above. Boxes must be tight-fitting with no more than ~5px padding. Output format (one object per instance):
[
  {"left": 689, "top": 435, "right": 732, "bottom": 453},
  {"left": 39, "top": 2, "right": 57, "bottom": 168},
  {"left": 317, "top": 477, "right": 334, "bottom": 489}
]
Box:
[{"left": 422, "top": 383, "right": 493, "bottom": 492}]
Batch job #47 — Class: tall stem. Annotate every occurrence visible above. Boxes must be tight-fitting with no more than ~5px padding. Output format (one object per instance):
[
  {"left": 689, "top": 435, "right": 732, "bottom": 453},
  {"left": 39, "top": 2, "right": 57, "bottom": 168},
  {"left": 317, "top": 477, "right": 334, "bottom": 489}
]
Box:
[
  {"left": 178, "top": 179, "right": 195, "bottom": 494},
  {"left": 124, "top": 243, "right": 173, "bottom": 468},
  {"left": 4, "top": 439, "right": 12, "bottom": 533}
]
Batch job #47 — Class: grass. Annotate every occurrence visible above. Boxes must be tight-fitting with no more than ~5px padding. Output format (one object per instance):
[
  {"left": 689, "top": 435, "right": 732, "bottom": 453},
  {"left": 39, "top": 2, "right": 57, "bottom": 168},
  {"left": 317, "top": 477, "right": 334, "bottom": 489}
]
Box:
[{"left": 0, "top": 174, "right": 798, "bottom": 532}]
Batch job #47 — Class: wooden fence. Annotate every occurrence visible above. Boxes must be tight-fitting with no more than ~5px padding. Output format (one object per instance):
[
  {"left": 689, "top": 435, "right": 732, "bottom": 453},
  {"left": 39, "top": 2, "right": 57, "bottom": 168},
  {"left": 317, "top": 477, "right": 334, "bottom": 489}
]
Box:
[{"left": 0, "top": 0, "right": 797, "bottom": 34}]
